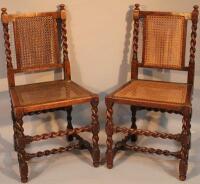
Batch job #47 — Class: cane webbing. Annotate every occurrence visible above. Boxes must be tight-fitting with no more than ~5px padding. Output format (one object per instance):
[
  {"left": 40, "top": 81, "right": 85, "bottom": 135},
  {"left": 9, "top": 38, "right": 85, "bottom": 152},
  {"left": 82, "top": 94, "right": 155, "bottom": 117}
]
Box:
[
  {"left": 10, "top": 80, "right": 94, "bottom": 107},
  {"left": 114, "top": 80, "right": 187, "bottom": 104},
  {"left": 13, "top": 16, "right": 60, "bottom": 70},
  {"left": 143, "top": 15, "right": 186, "bottom": 69}
]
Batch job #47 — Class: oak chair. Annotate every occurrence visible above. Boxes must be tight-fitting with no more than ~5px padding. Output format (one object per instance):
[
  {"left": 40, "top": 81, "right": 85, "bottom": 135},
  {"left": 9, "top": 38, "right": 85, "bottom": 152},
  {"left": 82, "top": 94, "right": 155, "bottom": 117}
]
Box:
[
  {"left": 105, "top": 4, "right": 199, "bottom": 181},
  {"left": 1, "top": 4, "right": 100, "bottom": 183}
]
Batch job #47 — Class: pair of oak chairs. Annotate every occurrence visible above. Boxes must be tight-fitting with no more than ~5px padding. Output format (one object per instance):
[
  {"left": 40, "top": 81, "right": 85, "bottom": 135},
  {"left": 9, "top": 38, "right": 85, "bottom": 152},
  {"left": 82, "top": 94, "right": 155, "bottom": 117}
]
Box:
[{"left": 1, "top": 3, "right": 199, "bottom": 183}]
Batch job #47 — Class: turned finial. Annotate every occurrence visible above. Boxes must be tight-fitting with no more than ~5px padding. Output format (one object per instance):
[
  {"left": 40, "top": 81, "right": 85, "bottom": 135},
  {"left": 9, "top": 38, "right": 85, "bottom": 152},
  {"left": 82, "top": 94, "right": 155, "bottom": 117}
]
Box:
[
  {"left": 134, "top": 4, "right": 140, "bottom": 10},
  {"left": 60, "top": 4, "right": 66, "bottom": 11},
  {"left": 192, "top": 5, "right": 199, "bottom": 22},
  {"left": 133, "top": 4, "right": 140, "bottom": 19},
  {"left": 1, "top": 8, "right": 7, "bottom": 15},
  {"left": 193, "top": 5, "right": 199, "bottom": 15},
  {"left": 60, "top": 4, "right": 66, "bottom": 20},
  {"left": 193, "top": 5, "right": 199, "bottom": 11},
  {"left": 1, "top": 8, "right": 9, "bottom": 23}
]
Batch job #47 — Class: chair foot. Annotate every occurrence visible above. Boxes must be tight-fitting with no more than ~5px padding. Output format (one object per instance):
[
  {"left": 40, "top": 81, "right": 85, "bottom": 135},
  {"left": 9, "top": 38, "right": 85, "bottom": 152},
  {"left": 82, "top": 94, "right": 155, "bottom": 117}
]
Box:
[
  {"left": 18, "top": 153, "right": 28, "bottom": 183},
  {"left": 93, "top": 161, "right": 99, "bottom": 168},
  {"left": 107, "top": 153, "right": 113, "bottom": 169},
  {"left": 106, "top": 143, "right": 114, "bottom": 168},
  {"left": 92, "top": 148, "right": 100, "bottom": 167},
  {"left": 106, "top": 139, "right": 115, "bottom": 169},
  {"left": 179, "top": 159, "right": 187, "bottom": 181},
  {"left": 107, "top": 164, "right": 113, "bottom": 169},
  {"left": 21, "top": 177, "right": 28, "bottom": 183},
  {"left": 179, "top": 175, "right": 186, "bottom": 181},
  {"left": 106, "top": 150, "right": 113, "bottom": 169}
]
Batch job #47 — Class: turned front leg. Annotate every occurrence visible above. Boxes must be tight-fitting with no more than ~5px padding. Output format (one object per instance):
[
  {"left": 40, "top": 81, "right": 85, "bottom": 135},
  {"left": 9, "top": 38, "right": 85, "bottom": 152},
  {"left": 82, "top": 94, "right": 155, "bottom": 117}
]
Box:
[
  {"left": 105, "top": 99, "right": 114, "bottom": 169},
  {"left": 14, "top": 111, "right": 28, "bottom": 183},
  {"left": 91, "top": 98, "right": 100, "bottom": 167},
  {"left": 179, "top": 108, "right": 191, "bottom": 181}
]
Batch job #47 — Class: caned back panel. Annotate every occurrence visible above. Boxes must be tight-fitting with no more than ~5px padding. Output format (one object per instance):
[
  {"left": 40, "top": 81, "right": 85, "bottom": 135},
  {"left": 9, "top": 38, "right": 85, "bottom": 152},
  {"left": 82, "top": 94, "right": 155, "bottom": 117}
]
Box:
[
  {"left": 13, "top": 16, "right": 60, "bottom": 71},
  {"left": 142, "top": 15, "right": 186, "bottom": 69}
]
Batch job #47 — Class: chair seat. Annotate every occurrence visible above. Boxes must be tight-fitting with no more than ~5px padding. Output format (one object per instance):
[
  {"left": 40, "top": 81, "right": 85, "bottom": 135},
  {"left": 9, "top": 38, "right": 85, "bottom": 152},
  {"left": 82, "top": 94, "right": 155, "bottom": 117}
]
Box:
[
  {"left": 108, "top": 79, "right": 189, "bottom": 108},
  {"left": 10, "top": 80, "right": 97, "bottom": 112}
]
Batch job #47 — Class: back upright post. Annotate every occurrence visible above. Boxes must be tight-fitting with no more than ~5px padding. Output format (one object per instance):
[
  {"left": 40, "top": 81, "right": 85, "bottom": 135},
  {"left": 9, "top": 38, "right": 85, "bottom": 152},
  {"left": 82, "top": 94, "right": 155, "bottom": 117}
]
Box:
[
  {"left": 60, "top": 4, "right": 71, "bottom": 80},
  {"left": 131, "top": 4, "right": 140, "bottom": 79},
  {"left": 1, "top": 8, "right": 15, "bottom": 87},
  {"left": 187, "top": 5, "right": 199, "bottom": 88}
]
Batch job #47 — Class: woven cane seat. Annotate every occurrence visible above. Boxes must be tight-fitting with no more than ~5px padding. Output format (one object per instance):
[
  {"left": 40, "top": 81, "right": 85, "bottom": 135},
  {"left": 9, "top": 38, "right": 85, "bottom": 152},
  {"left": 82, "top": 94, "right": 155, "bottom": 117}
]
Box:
[
  {"left": 10, "top": 80, "right": 96, "bottom": 110},
  {"left": 112, "top": 80, "right": 188, "bottom": 105}
]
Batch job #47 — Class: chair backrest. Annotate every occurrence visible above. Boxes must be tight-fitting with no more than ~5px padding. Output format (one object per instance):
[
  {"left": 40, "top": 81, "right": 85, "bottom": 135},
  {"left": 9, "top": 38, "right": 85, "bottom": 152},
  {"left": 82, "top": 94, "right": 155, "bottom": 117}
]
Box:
[
  {"left": 1, "top": 4, "right": 70, "bottom": 87},
  {"left": 14, "top": 15, "right": 60, "bottom": 70},
  {"left": 131, "top": 4, "right": 199, "bottom": 86},
  {"left": 143, "top": 14, "right": 186, "bottom": 69}
]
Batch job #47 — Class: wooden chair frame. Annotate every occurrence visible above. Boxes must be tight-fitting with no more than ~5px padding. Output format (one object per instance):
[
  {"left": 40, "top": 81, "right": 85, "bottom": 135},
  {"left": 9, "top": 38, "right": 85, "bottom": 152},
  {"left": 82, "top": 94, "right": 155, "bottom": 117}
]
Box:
[
  {"left": 1, "top": 4, "right": 100, "bottom": 183},
  {"left": 105, "top": 4, "right": 199, "bottom": 181}
]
